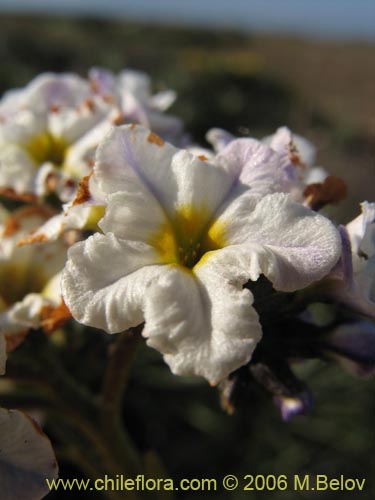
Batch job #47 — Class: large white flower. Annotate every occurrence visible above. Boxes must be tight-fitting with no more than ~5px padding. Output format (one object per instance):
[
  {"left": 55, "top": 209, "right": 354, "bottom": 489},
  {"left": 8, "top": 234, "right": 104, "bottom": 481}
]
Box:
[
  {"left": 62, "top": 125, "right": 341, "bottom": 384},
  {"left": 0, "top": 72, "right": 117, "bottom": 201}
]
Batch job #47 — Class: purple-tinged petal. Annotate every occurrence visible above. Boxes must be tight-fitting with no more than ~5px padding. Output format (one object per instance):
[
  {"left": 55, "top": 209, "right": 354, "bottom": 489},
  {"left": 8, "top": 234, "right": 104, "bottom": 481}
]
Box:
[
  {"left": 206, "top": 128, "right": 235, "bottom": 152},
  {"left": 263, "top": 126, "right": 316, "bottom": 168},
  {"left": 321, "top": 204, "right": 375, "bottom": 318},
  {"left": 149, "top": 90, "right": 176, "bottom": 111},
  {"left": 208, "top": 192, "right": 341, "bottom": 292},
  {"left": 328, "top": 225, "right": 354, "bottom": 286},
  {"left": 0, "top": 409, "right": 58, "bottom": 500},
  {"left": 88, "top": 67, "right": 116, "bottom": 97},
  {"left": 214, "top": 138, "right": 289, "bottom": 195},
  {"left": 94, "top": 125, "right": 234, "bottom": 224},
  {"left": 347, "top": 201, "right": 375, "bottom": 263},
  {"left": 250, "top": 362, "right": 313, "bottom": 420},
  {"left": 274, "top": 392, "right": 313, "bottom": 421},
  {"left": 322, "top": 321, "right": 375, "bottom": 376}
]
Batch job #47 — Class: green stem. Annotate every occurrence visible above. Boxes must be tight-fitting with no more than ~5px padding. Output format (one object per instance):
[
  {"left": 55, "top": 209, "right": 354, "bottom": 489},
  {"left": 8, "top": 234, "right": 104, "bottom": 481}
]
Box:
[
  {"left": 98, "top": 327, "right": 145, "bottom": 479},
  {"left": 101, "top": 326, "right": 143, "bottom": 412},
  {"left": 4, "top": 329, "right": 161, "bottom": 500}
]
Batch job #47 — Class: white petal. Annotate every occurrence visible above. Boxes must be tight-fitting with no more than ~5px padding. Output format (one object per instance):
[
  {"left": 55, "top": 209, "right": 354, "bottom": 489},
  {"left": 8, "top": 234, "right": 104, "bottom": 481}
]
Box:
[
  {"left": 144, "top": 264, "right": 262, "bottom": 384},
  {"left": 0, "top": 209, "right": 67, "bottom": 303},
  {"left": 0, "top": 89, "right": 24, "bottom": 118},
  {"left": 118, "top": 69, "right": 151, "bottom": 105},
  {"left": 0, "top": 294, "right": 50, "bottom": 339},
  {"left": 264, "top": 126, "right": 316, "bottom": 167},
  {"left": 33, "top": 163, "right": 57, "bottom": 198},
  {"left": 149, "top": 89, "right": 176, "bottom": 111},
  {"left": 95, "top": 125, "right": 233, "bottom": 222},
  {"left": 99, "top": 190, "right": 168, "bottom": 242},
  {"left": 0, "top": 145, "right": 36, "bottom": 194},
  {"left": 28, "top": 179, "right": 105, "bottom": 244},
  {"left": 26, "top": 240, "right": 67, "bottom": 284},
  {"left": 33, "top": 205, "right": 94, "bottom": 242},
  {"left": 214, "top": 138, "right": 288, "bottom": 195},
  {"left": 210, "top": 192, "right": 341, "bottom": 291},
  {"left": 0, "top": 409, "right": 58, "bottom": 500},
  {"left": 303, "top": 166, "right": 328, "bottom": 185},
  {"left": 187, "top": 145, "right": 214, "bottom": 160},
  {"left": 63, "top": 236, "right": 262, "bottom": 383},
  {"left": 206, "top": 127, "right": 235, "bottom": 152},
  {"left": 293, "top": 134, "right": 316, "bottom": 168},
  {"left": 347, "top": 202, "right": 375, "bottom": 260},
  {"left": 61, "top": 233, "right": 162, "bottom": 332},
  {"left": 143, "top": 110, "right": 183, "bottom": 143},
  {"left": 20, "top": 213, "right": 66, "bottom": 243},
  {"left": 0, "top": 110, "right": 46, "bottom": 146},
  {"left": 47, "top": 97, "right": 112, "bottom": 145},
  {"left": 64, "top": 117, "right": 115, "bottom": 178},
  {"left": 23, "top": 72, "right": 90, "bottom": 112},
  {"left": 89, "top": 67, "right": 116, "bottom": 96}
]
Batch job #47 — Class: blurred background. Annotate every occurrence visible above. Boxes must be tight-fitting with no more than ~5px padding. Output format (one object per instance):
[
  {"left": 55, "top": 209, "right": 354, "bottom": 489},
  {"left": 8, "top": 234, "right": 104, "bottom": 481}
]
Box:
[{"left": 0, "top": 1, "right": 374, "bottom": 498}]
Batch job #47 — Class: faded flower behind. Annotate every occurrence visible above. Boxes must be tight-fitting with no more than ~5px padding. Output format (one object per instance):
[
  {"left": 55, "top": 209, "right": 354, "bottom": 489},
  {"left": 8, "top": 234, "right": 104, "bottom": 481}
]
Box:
[
  {"left": 89, "top": 67, "right": 184, "bottom": 144},
  {"left": 0, "top": 205, "right": 69, "bottom": 373},
  {"left": 0, "top": 72, "right": 118, "bottom": 201}
]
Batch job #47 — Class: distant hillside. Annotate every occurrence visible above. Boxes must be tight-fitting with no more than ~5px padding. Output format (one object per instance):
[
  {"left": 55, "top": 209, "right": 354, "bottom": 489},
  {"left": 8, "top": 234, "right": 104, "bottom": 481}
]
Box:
[{"left": 0, "top": 14, "right": 373, "bottom": 219}]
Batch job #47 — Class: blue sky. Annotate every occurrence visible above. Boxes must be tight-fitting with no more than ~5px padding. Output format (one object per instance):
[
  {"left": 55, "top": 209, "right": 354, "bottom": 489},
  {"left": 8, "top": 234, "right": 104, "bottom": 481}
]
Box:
[{"left": 0, "top": 0, "right": 374, "bottom": 40}]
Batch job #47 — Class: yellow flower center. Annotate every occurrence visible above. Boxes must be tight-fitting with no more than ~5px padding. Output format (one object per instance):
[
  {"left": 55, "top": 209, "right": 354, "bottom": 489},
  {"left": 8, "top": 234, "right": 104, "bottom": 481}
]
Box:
[
  {"left": 150, "top": 205, "right": 226, "bottom": 269},
  {"left": 26, "top": 133, "right": 68, "bottom": 167}
]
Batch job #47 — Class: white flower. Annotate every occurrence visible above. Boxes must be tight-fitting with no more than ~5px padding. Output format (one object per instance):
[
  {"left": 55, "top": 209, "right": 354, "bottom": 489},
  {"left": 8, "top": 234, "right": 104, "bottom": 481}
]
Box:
[
  {"left": 0, "top": 72, "right": 117, "bottom": 201},
  {"left": 62, "top": 125, "right": 341, "bottom": 384},
  {"left": 89, "top": 67, "right": 183, "bottom": 143}
]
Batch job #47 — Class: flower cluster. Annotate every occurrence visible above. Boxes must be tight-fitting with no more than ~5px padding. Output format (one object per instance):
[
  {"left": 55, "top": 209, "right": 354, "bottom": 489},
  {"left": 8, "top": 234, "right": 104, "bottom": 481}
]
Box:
[{"left": 0, "top": 68, "right": 373, "bottom": 497}]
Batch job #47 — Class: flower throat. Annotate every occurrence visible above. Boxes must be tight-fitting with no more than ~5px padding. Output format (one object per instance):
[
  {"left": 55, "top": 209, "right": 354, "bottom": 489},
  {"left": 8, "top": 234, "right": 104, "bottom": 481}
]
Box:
[{"left": 150, "top": 205, "right": 226, "bottom": 269}]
